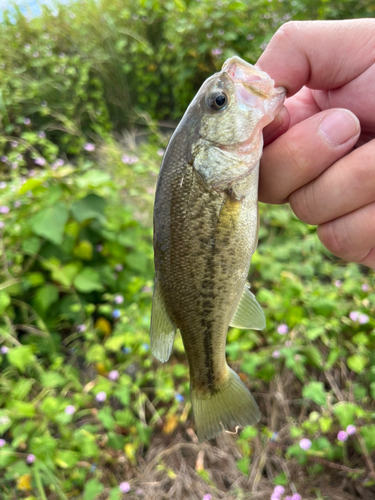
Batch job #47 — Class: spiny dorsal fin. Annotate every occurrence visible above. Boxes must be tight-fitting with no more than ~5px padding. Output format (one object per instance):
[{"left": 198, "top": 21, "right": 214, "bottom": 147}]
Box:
[
  {"left": 230, "top": 284, "right": 265, "bottom": 330},
  {"left": 150, "top": 280, "right": 176, "bottom": 363}
]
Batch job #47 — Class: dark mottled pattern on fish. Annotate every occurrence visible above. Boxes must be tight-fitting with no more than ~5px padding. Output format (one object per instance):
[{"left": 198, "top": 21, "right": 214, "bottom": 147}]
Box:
[{"left": 154, "top": 132, "right": 258, "bottom": 394}]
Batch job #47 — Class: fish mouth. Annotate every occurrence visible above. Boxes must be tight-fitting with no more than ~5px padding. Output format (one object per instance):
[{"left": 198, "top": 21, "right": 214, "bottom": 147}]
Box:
[{"left": 222, "top": 55, "right": 286, "bottom": 116}]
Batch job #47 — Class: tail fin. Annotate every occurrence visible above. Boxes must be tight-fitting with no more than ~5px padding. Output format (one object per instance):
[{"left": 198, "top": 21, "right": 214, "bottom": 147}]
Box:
[{"left": 191, "top": 366, "right": 260, "bottom": 442}]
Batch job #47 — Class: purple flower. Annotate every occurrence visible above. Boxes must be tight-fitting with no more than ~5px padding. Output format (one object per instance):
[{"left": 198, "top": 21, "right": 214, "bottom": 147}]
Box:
[
  {"left": 337, "top": 431, "right": 348, "bottom": 442},
  {"left": 26, "top": 454, "right": 36, "bottom": 464},
  {"left": 119, "top": 482, "right": 131, "bottom": 493},
  {"left": 361, "top": 284, "right": 369, "bottom": 292},
  {"left": 0, "top": 206, "right": 9, "bottom": 214},
  {"left": 272, "top": 350, "right": 281, "bottom": 359},
  {"left": 285, "top": 340, "right": 292, "bottom": 347},
  {"left": 76, "top": 324, "right": 87, "bottom": 333},
  {"left": 299, "top": 438, "right": 312, "bottom": 450},
  {"left": 114, "top": 295, "right": 124, "bottom": 304},
  {"left": 24, "top": 118, "right": 31, "bottom": 125},
  {"left": 175, "top": 393, "right": 184, "bottom": 403},
  {"left": 84, "top": 142, "right": 95, "bottom": 151},
  {"left": 96, "top": 244, "right": 103, "bottom": 252},
  {"left": 38, "top": 131, "right": 46, "bottom": 139},
  {"left": 271, "top": 494, "right": 281, "bottom": 500},
  {"left": 14, "top": 201, "right": 21, "bottom": 208},
  {"left": 203, "top": 496, "right": 212, "bottom": 500},
  {"left": 359, "top": 314, "right": 369, "bottom": 324},
  {"left": 292, "top": 495, "right": 302, "bottom": 500},
  {"left": 0, "top": 439, "right": 6, "bottom": 447},
  {"left": 12, "top": 163, "right": 18, "bottom": 169},
  {"left": 114, "top": 264, "right": 124, "bottom": 272},
  {"left": 285, "top": 497, "right": 293, "bottom": 500},
  {"left": 34, "top": 157, "right": 46, "bottom": 166},
  {"left": 0, "top": 346, "right": 9, "bottom": 354},
  {"left": 95, "top": 391, "right": 107, "bottom": 402},
  {"left": 346, "top": 425, "right": 356, "bottom": 435},
  {"left": 1, "top": 156, "right": 7, "bottom": 162},
  {"left": 65, "top": 405, "right": 76, "bottom": 415},
  {"left": 121, "top": 155, "right": 138, "bottom": 164},
  {"left": 157, "top": 148, "right": 165, "bottom": 157},
  {"left": 28, "top": 169, "right": 36, "bottom": 177},
  {"left": 0, "top": 182, "right": 7, "bottom": 188},
  {"left": 11, "top": 141, "right": 17, "bottom": 148},
  {"left": 277, "top": 324, "right": 288, "bottom": 335},
  {"left": 274, "top": 486, "right": 285, "bottom": 495},
  {"left": 334, "top": 279, "right": 342, "bottom": 288},
  {"left": 349, "top": 311, "right": 359, "bottom": 321},
  {"left": 112, "top": 309, "right": 121, "bottom": 319},
  {"left": 108, "top": 370, "right": 119, "bottom": 381},
  {"left": 52, "top": 158, "right": 64, "bottom": 169},
  {"left": 211, "top": 48, "right": 223, "bottom": 56}
]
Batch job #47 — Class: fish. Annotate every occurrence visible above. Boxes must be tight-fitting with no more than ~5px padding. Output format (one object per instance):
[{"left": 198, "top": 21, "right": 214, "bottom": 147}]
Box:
[{"left": 150, "top": 56, "right": 285, "bottom": 442}]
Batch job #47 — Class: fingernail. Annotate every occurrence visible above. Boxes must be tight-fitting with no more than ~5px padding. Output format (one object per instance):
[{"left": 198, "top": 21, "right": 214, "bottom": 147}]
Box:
[{"left": 319, "top": 110, "right": 360, "bottom": 147}]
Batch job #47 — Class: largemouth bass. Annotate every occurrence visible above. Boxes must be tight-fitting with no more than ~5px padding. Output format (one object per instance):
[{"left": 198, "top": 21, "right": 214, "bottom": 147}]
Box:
[{"left": 150, "top": 56, "right": 285, "bottom": 442}]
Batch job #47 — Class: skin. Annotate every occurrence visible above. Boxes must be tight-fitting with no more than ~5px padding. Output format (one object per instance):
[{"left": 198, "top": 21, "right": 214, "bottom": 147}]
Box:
[{"left": 256, "top": 19, "right": 375, "bottom": 269}]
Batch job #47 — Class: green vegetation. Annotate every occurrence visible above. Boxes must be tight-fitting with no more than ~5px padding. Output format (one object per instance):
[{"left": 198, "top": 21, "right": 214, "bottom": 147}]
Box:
[{"left": 0, "top": 0, "right": 374, "bottom": 499}]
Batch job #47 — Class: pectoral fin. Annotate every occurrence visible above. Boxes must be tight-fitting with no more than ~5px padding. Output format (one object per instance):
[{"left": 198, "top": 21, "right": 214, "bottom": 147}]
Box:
[
  {"left": 230, "top": 284, "right": 266, "bottom": 330},
  {"left": 150, "top": 280, "right": 176, "bottom": 363}
]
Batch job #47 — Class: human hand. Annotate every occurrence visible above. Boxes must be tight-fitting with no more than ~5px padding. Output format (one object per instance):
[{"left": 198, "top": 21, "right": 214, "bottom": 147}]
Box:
[{"left": 257, "top": 19, "right": 375, "bottom": 269}]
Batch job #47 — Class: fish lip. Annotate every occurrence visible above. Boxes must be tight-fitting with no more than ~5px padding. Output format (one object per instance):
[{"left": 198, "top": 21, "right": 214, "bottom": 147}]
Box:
[{"left": 222, "top": 55, "right": 286, "bottom": 102}]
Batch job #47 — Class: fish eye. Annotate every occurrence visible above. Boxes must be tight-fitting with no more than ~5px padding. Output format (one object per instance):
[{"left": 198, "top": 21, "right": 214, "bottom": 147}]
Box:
[{"left": 206, "top": 91, "right": 228, "bottom": 111}]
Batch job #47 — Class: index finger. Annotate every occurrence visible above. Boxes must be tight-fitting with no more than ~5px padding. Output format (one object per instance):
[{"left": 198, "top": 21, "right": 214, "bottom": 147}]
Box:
[{"left": 257, "top": 19, "right": 375, "bottom": 97}]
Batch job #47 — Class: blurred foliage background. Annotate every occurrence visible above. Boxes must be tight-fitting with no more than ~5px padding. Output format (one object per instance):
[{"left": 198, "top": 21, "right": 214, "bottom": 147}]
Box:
[{"left": 0, "top": 1, "right": 374, "bottom": 499}]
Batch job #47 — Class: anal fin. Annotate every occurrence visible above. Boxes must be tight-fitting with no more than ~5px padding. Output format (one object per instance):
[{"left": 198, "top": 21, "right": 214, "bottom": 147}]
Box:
[
  {"left": 150, "top": 280, "right": 176, "bottom": 363},
  {"left": 230, "top": 284, "right": 266, "bottom": 330}
]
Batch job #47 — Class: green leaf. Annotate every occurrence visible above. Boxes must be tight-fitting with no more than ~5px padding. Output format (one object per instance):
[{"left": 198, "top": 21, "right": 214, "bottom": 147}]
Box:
[
  {"left": 40, "top": 371, "right": 66, "bottom": 389},
  {"left": 361, "top": 425, "right": 375, "bottom": 452},
  {"left": 347, "top": 354, "right": 367, "bottom": 374},
  {"left": 98, "top": 407, "right": 115, "bottom": 430},
  {"left": 33, "top": 285, "right": 59, "bottom": 311},
  {"left": 236, "top": 456, "right": 250, "bottom": 475},
  {"left": 30, "top": 203, "right": 69, "bottom": 245},
  {"left": 19, "top": 179, "right": 43, "bottom": 194},
  {"left": 74, "top": 268, "right": 104, "bottom": 292},
  {"left": 84, "top": 479, "right": 104, "bottom": 500},
  {"left": 76, "top": 170, "right": 111, "bottom": 188},
  {"left": 6, "top": 400, "right": 35, "bottom": 418},
  {"left": 0, "top": 291, "right": 10, "bottom": 314},
  {"left": 22, "top": 237, "right": 42, "bottom": 255},
  {"left": 71, "top": 194, "right": 106, "bottom": 222},
  {"left": 55, "top": 450, "right": 80, "bottom": 469},
  {"left": 8, "top": 345, "right": 35, "bottom": 372},
  {"left": 302, "top": 381, "right": 327, "bottom": 406}
]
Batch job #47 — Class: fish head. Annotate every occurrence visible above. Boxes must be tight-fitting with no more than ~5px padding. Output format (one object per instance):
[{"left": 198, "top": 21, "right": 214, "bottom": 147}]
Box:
[{"left": 187, "top": 56, "right": 285, "bottom": 193}]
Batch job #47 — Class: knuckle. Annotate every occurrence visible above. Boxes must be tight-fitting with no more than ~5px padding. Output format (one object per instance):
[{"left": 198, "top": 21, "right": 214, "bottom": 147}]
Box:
[
  {"left": 276, "top": 21, "right": 303, "bottom": 40},
  {"left": 317, "top": 221, "right": 348, "bottom": 258},
  {"left": 317, "top": 220, "right": 366, "bottom": 262},
  {"left": 289, "top": 186, "right": 317, "bottom": 225}
]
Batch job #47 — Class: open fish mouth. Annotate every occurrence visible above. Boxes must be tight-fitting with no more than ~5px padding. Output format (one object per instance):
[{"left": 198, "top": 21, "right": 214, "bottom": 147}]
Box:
[{"left": 222, "top": 55, "right": 286, "bottom": 115}]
